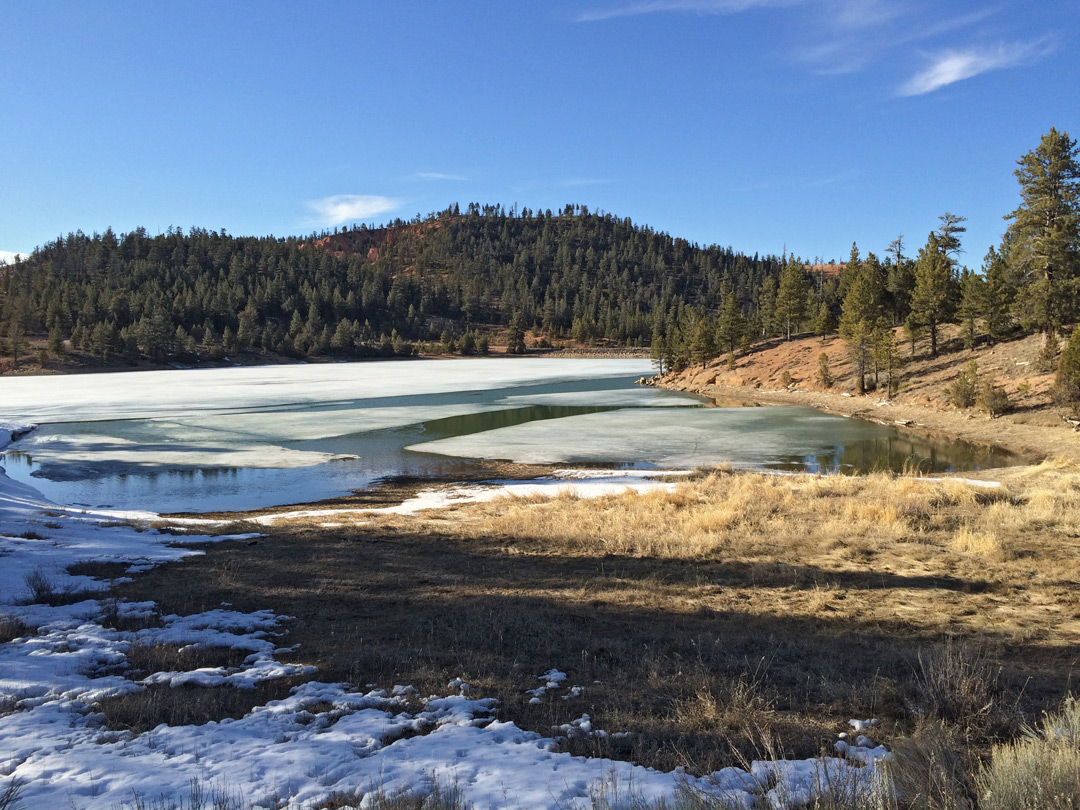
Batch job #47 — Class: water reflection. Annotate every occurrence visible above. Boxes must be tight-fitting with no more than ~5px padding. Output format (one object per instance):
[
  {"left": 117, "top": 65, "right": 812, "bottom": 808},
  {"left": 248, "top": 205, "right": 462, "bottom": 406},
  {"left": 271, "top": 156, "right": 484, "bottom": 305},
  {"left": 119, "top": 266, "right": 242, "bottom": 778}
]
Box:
[{"left": 770, "top": 433, "right": 1016, "bottom": 475}]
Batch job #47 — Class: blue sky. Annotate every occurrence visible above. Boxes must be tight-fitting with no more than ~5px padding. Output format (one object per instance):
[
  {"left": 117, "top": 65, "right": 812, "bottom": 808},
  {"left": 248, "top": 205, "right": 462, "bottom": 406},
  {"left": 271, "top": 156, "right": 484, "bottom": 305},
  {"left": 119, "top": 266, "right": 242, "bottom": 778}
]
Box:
[{"left": 2, "top": 0, "right": 1077, "bottom": 267}]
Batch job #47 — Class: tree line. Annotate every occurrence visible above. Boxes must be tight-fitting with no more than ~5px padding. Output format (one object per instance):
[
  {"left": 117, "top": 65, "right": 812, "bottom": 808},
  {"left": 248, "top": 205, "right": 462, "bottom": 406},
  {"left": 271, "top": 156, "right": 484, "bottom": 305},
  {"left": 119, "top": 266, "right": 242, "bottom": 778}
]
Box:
[
  {"left": 652, "top": 128, "right": 1080, "bottom": 408},
  {"left": 0, "top": 203, "right": 787, "bottom": 367},
  {"left": 1, "top": 129, "right": 1077, "bottom": 396}
]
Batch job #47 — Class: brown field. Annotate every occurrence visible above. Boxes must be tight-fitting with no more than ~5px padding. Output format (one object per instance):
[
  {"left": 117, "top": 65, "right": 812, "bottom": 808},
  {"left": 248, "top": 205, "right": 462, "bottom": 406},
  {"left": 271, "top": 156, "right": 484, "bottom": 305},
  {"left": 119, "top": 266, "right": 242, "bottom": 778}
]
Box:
[{"left": 110, "top": 461, "right": 1080, "bottom": 779}]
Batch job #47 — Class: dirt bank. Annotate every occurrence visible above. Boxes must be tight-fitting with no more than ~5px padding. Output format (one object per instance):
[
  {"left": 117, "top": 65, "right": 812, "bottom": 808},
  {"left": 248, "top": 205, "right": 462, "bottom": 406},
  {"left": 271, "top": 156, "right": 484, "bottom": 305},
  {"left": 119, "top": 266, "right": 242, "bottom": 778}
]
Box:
[{"left": 650, "top": 329, "right": 1080, "bottom": 466}]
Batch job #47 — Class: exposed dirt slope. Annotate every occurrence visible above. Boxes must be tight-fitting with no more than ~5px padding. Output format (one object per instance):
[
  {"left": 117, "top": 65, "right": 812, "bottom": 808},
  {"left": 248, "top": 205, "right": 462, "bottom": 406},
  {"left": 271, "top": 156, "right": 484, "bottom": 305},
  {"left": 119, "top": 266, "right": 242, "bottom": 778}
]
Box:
[{"left": 652, "top": 327, "right": 1080, "bottom": 465}]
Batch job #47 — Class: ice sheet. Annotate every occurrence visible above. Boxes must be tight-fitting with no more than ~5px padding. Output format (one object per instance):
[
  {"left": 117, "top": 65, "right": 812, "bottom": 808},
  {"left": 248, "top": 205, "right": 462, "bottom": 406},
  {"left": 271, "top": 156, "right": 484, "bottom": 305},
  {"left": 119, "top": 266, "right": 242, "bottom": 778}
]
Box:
[
  {"left": 0, "top": 359, "right": 654, "bottom": 422},
  {"left": 408, "top": 405, "right": 891, "bottom": 467}
]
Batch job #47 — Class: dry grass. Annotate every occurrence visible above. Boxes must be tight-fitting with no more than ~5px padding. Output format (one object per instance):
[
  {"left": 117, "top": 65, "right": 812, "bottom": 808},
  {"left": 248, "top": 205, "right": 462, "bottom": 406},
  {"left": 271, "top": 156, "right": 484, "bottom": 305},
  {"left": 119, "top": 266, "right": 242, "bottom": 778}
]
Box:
[
  {"left": 452, "top": 471, "right": 1024, "bottom": 561},
  {"left": 0, "top": 615, "right": 30, "bottom": 644},
  {"left": 975, "top": 698, "right": 1080, "bottom": 810},
  {"left": 96, "top": 678, "right": 308, "bottom": 733},
  {"left": 122, "top": 642, "right": 250, "bottom": 680},
  {"left": 113, "top": 463, "right": 1080, "bottom": 776}
]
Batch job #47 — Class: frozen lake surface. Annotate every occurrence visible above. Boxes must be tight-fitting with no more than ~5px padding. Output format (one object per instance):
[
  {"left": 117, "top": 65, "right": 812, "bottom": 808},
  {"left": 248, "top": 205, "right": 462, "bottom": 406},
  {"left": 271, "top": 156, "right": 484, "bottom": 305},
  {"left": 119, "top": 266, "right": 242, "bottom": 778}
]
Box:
[{"left": 0, "top": 359, "right": 1017, "bottom": 513}]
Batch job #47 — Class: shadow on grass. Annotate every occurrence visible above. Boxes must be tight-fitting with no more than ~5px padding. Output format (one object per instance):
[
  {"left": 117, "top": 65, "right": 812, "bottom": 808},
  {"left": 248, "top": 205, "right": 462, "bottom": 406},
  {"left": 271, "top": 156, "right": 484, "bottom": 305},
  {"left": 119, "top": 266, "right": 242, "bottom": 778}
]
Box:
[{"left": 113, "top": 525, "right": 1075, "bottom": 774}]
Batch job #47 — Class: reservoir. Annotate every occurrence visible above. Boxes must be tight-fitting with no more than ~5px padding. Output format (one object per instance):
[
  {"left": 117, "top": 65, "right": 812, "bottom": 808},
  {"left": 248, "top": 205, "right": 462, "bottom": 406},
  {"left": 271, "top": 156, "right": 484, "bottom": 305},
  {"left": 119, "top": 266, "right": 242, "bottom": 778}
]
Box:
[{"left": 0, "top": 359, "right": 1018, "bottom": 514}]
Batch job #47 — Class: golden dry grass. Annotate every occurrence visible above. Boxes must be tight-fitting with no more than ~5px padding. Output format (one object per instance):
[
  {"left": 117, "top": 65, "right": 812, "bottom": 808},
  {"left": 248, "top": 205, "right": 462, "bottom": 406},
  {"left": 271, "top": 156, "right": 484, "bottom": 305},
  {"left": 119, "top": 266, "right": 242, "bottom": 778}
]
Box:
[{"left": 113, "top": 461, "right": 1080, "bottom": 776}]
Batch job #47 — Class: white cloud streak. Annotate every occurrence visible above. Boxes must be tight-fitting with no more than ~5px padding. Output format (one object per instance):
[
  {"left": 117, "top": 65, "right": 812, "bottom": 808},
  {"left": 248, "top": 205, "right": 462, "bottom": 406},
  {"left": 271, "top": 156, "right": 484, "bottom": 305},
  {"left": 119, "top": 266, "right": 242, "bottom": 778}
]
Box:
[
  {"left": 575, "top": 0, "right": 796, "bottom": 22},
  {"left": 898, "top": 39, "right": 1051, "bottom": 96},
  {"left": 306, "top": 195, "right": 400, "bottom": 227},
  {"left": 0, "top": 250, "right": 27, "bottom": 265},
  {"left": 414, "top": 171, "right": 469, "bottom": 181}
]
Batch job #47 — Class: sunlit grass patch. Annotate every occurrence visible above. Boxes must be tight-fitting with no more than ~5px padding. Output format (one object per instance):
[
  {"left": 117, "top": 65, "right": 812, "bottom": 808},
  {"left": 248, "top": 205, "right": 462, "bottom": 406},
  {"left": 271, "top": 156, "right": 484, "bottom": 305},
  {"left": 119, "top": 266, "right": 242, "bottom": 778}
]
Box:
[
  {"left": 977, "top": 697, "right": 1080, "bottom": 810},
  {"left": 950, "top": 526, "right": 1001, "bottom": 557}
]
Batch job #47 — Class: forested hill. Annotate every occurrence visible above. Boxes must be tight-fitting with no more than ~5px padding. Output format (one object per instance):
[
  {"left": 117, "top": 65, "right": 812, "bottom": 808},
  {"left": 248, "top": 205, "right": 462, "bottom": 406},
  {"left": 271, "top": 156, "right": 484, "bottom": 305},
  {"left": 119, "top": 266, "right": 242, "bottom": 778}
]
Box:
[{"left": 0, "top": 203, "right": 785, "bottom": 366}]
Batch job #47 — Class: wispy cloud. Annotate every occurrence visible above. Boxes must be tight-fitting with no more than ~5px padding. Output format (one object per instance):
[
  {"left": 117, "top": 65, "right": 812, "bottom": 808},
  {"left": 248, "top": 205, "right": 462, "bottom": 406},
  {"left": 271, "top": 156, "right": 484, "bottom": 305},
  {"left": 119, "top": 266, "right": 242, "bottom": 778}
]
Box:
[
  {"left": 0, "top": 250, "right": 27, "bottom": 265},
  {"left": 894, "top": 7, "right": 1001, "bottom": 46},
  {"left": 575, "top": 0, "right": 795, "bottom": 23},
  {"left": 306, "top": 194, "right": 400, "bottom": 227},
  {"left": 414, "top": 171, "right": 469, "bottom": 181},
  {"left": 826, "top": 0, "right": 901, "bottom": 31},
  {"left": 898, "top": 39, "right": 1052, "bottom": 96}
]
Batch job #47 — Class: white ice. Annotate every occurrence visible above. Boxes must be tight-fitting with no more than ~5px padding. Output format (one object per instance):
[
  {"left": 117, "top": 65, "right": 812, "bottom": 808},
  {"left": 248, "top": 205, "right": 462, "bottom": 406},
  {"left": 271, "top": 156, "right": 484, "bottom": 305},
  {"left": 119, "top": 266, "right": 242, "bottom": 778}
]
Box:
[
  {"left": 0, "top": 359, "right": 654, "bottom": 423},
  {"left": 408, "top": 406, "right": 880, "bottom": 467}
]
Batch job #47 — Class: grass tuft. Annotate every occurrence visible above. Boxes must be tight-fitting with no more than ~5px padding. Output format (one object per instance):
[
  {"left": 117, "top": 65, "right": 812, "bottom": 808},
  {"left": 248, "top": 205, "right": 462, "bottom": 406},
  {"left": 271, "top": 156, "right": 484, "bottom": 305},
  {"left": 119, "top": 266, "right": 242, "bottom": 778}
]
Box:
[
  {"left": 0, "top": 615, "right": 30, "bottom": 644},
  {"left": 0, "top": 779, "right": 22, "bottom": 810},
  {"left": 915, "top": 640, "right": 1000, "bottom": 728},
  {"left": 976, "top": 698, "right": 1080, "bottom": 810}
]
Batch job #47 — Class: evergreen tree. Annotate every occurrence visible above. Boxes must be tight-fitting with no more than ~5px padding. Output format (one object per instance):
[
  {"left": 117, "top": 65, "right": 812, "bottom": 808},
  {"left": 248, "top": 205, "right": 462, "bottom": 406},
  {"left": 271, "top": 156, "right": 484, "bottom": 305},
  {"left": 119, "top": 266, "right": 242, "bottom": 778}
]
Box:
[
  {"left": 507, "top": 312, "right": 526, "bottom": 354},
  {"left": 775, "top": 255, "right": 809, "bottom": 341},
  {"left": 872, "top": 324, "right": 901, "bottom": 397},
  {"left": 839, "top": 257, "right": 878, "bottom": 394},
  {"left": 957, "top": 268, "right": 984, "bottom": 350},
  {"left": 1005, "top": 127, "right": 1080, "bottom": 334},
  {"left": 716, "top": 292, "right": 744, "bottom": 360},
  {"left": 814, "top": 300, "right": 836, "bottom": 340},
  {"left": 981, "top": 244, "right": 1015, "bottom": 344},
  {"left": 885, "top": 235, "right": 914, "bottom": 323},
  {"left": 6, "top": 312, "right": 25, "bottom": 367},
  {"left": 47, "top": 319, "right": 64, "bottom": 357},
  {"left": 650, "top": 331, "right": 668, "bottom": 374},
  {"left": 1054, "top": 325, "right": 1080, "bottom": 410},
  {"left": 936, "top": 213, "right": 967, "bottom": 261},
  {"left": 903, "top": 312, "right": 922, "bottom": 357},
  {"left": 236, "top": 303, "right": 259, "bottom": 349},
  {"left": 756, "top": 276, "right": 777, "bottom": 339},
  {"left": 910, "top": 231, "right": 955, "bottom": 358},
  {"left": 688, "top": 311, "right": 717, "bottom": 368}
]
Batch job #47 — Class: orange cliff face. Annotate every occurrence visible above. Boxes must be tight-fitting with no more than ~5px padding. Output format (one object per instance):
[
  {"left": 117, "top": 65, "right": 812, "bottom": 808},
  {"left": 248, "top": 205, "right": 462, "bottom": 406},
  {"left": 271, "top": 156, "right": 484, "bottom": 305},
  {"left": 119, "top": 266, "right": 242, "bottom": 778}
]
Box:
[{"left": 299, "top": 219, "right": 449, "bottom": 263}]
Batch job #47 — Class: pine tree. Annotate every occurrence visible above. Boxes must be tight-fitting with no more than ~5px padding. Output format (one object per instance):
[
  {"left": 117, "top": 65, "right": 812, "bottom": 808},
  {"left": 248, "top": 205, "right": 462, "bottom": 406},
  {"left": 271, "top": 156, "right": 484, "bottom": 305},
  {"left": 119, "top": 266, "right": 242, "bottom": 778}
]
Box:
[
  {"left": 47, "top": 319, "right": 64, "bottom": 357},
  {"left": 957, "top": 268, "right": 984, "bottom": 350},
  {"left": 688, "top": 312, "right": 717, "bottom": 367},
  {"left": 1005, "top": 128, "right": 1080, "bottom": 334},
  {"left": 814, "top": 301, "right": 835, "bottom": 341},
  {"left": 756, "top": 277, "right": 777, "bottom": 339},
  {"left": 910, "top": 232, "right": 955, "bottom": 358},
  {"left": 775, "top": 255, "right": 809, "bottom": 341},
  {"left": 716, "top": 292, "right": 744, "bottom": 360},
  {"left": 839, "top": 258, "right": 878, "bottom": 394},
  {"left": 507, "top": 312, "right": 526, "bottom": 354},
  {"left": 885, "top": 235, "right": 914, "bottom": 323},
  {"left": 982, "top": 244, "right": 1015, "bottom": 344},
  {"left": 1054, "top": 325, "right": 1080, "bottom": 410},
  {"left": 872, "top": 324, "right": 901, "bottom": 397}
]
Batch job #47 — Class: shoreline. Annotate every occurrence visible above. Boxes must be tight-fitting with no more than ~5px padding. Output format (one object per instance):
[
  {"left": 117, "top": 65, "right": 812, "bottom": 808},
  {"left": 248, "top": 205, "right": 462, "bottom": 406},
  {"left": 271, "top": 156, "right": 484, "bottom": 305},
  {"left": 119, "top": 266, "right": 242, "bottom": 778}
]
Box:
[{"left": 648, "top": 373, "right": 1079, "bottom": 468}]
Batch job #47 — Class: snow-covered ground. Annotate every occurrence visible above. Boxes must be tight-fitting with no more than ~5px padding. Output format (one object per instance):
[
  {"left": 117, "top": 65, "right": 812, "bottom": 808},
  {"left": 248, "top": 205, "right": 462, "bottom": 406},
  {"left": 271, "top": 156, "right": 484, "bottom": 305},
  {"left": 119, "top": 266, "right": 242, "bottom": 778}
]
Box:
[{"left": 0, "top": 420, "right": 892, "bottom": 809}]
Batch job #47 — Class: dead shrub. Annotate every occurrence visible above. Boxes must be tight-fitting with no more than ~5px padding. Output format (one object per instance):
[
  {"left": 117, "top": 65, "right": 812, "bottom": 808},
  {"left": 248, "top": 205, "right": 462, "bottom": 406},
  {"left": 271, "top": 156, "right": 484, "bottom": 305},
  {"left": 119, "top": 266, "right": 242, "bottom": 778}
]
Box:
[
  {"left": 0, "top": 615, "right": 30, "bottom": 644},
  {"left": 914, "top": 640, "right": 999, "bottom": 727},
  {"left": 21, "top": 568, "right": 98, "bottom": 607},
  {"left": 976, "top": 697, "right": 1080, "bottom": 810},
  {"left": 885, "top": 722, "right": 975, "bottom": 810}
]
